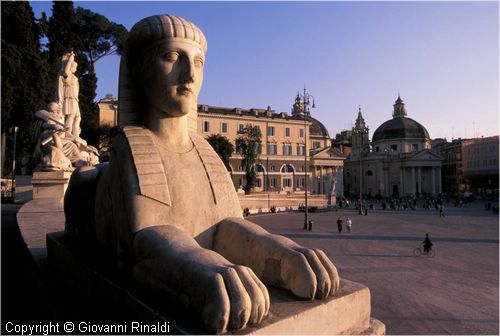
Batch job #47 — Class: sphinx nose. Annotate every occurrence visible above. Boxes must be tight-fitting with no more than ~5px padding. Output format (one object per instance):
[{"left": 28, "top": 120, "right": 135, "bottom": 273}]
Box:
[{"left": 180, "top": 59, "right": 195, "bottom": 83}]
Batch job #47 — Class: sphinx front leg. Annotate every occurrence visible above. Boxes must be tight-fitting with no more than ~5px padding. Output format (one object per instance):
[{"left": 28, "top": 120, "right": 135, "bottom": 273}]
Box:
[
  {"left": 132, "top": 225, "right": 269, "bottom": 333},
  {"left": 213, "top": 218, "right": 340, "bottom": 300}
]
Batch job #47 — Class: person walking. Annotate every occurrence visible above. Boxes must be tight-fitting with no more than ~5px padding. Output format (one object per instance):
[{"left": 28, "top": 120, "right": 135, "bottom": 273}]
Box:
[
  {"left": 346, "top": 217, "right": 352, "bottom": 233},
  {"left": 423, "top": 233, "right": 433, "bottom": 254},
  {"left": 439, "top": 204, "right": 445, "bottom": 217},
  {"left": 337, "top": 217, "right": 343, "bottom": 233}
]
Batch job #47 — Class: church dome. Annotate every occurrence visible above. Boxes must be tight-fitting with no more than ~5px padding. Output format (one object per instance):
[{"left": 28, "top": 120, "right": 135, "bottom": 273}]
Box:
[
  {"left": 372, "top": 96, "right": 430, "bottom": 143},
  {"left": 305, "top": 115, "right": 330, "bottom": 137},
  {"left": 372, "top": 117, "right": 430, "bottom": 143}
]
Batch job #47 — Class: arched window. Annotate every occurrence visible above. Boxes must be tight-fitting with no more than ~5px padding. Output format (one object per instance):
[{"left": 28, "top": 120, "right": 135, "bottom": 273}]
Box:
[{"left": 280, "top": 164, "right": 295, "bottom": 173}]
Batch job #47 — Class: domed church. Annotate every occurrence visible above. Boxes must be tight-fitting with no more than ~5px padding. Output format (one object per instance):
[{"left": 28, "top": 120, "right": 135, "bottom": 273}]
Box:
[{"left": 344, "top": 96, "right": 443, "bottom": 198}]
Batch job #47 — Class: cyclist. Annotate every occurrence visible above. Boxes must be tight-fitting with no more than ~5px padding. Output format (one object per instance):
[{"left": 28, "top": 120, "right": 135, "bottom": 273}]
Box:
[{"left": 423, "top": 233, "right": 433, "bottom": 254}]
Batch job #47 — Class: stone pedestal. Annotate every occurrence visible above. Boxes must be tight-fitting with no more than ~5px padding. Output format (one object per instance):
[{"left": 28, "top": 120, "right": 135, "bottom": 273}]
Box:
[
  {"left": 47, "top": 231, "right": 385, "bottom": 335},
  {"left": 32, "top": 171, "right": 72, "bottom": 201}
]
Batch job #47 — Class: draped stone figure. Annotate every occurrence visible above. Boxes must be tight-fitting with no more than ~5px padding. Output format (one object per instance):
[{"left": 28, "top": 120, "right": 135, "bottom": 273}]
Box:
[
  {"left": 57, "top": 51, "right": 81, "bottom": 138},
  {"left": 64, "top": 14, "right": 339, "bottom": 333},
  {"left": 33, "top": 102, "right": 98, "bottom": 171}
]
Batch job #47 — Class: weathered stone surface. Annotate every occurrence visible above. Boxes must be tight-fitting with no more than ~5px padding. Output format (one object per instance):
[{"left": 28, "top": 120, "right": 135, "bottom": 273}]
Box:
[
  {"left": 47, "top": 231, "right": 383, "bottom": 335},
  {"left": 32, "top": 171, "right": 72, "bottom": 201}
]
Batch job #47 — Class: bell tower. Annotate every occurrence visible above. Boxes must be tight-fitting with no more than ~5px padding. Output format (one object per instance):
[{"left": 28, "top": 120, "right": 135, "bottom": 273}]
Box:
[
  {"left": 291, "top": 92, "right": 305, "bottom": 116},
  {"left": 392, "top": 94, "right": 407, "bottom": 118},
  {"left": 352, "top": 106, "right": 370, "bottom": 154}
]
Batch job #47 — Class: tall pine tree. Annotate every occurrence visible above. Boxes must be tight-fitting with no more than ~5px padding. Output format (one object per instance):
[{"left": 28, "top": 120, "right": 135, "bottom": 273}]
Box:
[{"left": 1, "top": 1, "right": 49, "bottom": 175}]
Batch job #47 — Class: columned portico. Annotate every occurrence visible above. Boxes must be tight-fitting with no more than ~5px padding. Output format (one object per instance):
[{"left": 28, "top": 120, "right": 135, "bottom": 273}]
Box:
[
  {"left": 399, "top": 167, "right": 404, "bottom": 196},
  {"left": 431, "top": 167, "right": 436, "bottom": 195},
  {"left": 411, "top": 167, "right": 416, "bottom": 195},
  {"left": 437, "top": 167, "right": 442, "bottom": 194},
  {"left": 417, "top": 167, "right": 422, "bottom": 194}
]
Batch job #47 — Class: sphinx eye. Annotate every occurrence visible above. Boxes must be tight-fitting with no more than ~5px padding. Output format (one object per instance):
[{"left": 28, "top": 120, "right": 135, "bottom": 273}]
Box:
[
  {"left": 194, "top": 57, "right": 204, "bottom": 68},
  {"left": 162, "top": 51, "right": 179, "bottom": 62}
]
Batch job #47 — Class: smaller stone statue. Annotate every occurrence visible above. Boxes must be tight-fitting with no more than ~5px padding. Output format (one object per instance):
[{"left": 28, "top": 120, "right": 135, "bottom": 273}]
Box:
[
  {"left": 57, "top": 51, "right": 81, "bottom": 138},
  {"left": 33, "top": 102, "right": 98, "bottom": 171}
]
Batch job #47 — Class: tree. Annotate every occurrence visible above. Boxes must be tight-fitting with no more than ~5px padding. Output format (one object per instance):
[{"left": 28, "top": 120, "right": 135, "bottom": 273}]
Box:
[
  {"left": 206, "top": 134, "right": 234, "bottom": 171},
  {"left": 46, "top": 2, "right": 127, "bottom": 148},
  {"left": 1, "top": 1, "right": 50, "bottom": 175},
  {"left": 73, "top": 7, "right": 127, "bottom": 146},
  {"left": 236, "top": 125, "right": 262, "bottom": 194},
  {"left": 47, "top": 1, "right": 81, "bottom": 62}
]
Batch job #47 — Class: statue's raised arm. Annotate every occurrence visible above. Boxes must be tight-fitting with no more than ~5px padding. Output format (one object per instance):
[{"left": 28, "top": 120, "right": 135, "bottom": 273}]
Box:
[{"left": 64, "top": 14, "right": 339, "bottom": 334}]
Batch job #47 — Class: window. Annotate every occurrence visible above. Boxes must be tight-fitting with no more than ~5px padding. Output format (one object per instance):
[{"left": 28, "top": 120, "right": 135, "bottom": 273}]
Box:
[
  {"left": 267, "top": 126, "right": 275, "bottom": 136},
  {"left": 297, "top": 144, "right": 305, "bottom": 156},
  {"left": 255, "top": 144, "right": 262, "bottom": 154},
  {"left": 285, "top": 127, "right": 291, "bottom": 137},
  {"left": 221, "top": 122, "right": 228, "bottom": 133},
  {"left": 284, "top": 178, "right": 292, "bottom": 187},
  {"left": 271, "top": 165, "right": 276, "bottom": 172},
  {"left": 267, "top": 143, "right": 277, "bottom": 155},
  {"left": 203, "top": 121, "right": 210, "bottom": 132},
  {"left": 376, "top": 146, "right": 379, "bottom": 152},
  {"left": 298, "top": 178, "right": 305, "bottom": 188},
  {"left": 390, "top": 144, "right": 398, "bottom": 151},
  {"left": 313, "top": 141, "right": 321, "bottom": 149},
  {"left": 283, "top": 143, "right": 292, "bottom": 156},
  {"left": 255, "top": 179, "right": 261, "bottom": 187},
  {"left": 412, "top": 144, "right": 418, "bottom": 151},
  {"left": 238, "top": 124, "right": 245, "bottom": 133},
  {"left": 299, "top": 128, "right": 305, "bottom": 138},
  {"left": 270, "top": 178, "right": 277, "bottom": 188}
]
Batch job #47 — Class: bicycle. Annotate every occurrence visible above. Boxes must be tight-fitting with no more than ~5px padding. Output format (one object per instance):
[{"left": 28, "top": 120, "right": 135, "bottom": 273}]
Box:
[{"left": 413, "top": 246, "right": 435, "bottom": 257}]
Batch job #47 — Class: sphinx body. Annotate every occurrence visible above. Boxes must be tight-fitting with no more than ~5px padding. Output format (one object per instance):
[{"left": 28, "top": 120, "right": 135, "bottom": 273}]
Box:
[{"left": 64, "top": 14, "right": 339, "bottom": 333}]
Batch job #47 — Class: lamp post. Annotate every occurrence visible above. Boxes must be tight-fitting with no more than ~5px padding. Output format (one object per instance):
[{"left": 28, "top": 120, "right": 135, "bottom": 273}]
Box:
[
  {"left": 10, "top": 126, "right": 18, "bottom": 200},
  {"left": 353, "top": 128, "right": 366, "bottom": 213},
  {"left": 300, "top": 87, "right": 315, "bottom": 229}
]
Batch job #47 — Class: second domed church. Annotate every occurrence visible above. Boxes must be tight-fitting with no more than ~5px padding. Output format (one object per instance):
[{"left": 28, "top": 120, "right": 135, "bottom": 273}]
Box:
[{"left": 344, "top": 96, "right": 443, "bottom": 198}]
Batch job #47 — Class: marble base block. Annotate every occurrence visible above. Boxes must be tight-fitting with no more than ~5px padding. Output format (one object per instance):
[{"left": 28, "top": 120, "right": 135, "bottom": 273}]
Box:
[
  {"left": 32, "top": 171, "right": 72, "bottom": 201},
  {"left": 47, "top": 231, "right": 385, "bottom": 335}
]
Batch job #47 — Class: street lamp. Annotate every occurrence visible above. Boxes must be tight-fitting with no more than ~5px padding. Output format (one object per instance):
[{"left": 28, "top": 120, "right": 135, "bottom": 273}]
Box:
[
  {"left": 299, "top": 87, "right": 315, "bottom": 229},
  {"left": 353, "top": 128, "right": 367, "bottom": 213},
  {"left": 10, "top": 126, "right": 19, "bottom": 201}
]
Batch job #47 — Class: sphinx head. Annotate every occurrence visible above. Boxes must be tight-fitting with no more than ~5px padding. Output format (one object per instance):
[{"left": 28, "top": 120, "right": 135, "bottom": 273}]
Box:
[{"left": 119, "top": 15, "right": 208, "bottom": 125}]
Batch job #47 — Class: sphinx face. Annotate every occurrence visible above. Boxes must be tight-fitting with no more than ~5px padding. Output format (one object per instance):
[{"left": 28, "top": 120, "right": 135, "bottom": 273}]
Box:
[{"left": 142, "top": 38, "right": 205, "bottom": 118}]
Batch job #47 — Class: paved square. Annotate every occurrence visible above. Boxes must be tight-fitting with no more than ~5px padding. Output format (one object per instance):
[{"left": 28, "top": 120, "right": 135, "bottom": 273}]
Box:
[{"left": 250, "top": 202, "right": 499, "bottom": 335}]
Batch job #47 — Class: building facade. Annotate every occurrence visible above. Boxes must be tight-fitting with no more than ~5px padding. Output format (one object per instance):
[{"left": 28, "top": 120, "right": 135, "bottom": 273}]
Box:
[
  {"left": 432, "top": 136, "right": 499, "bottom": 197},
  {"left": 98, "top": 96, "right": 345, "bottom": 198},
  {"left": 342, "top": 96, "right": 443, "bottom": 198},
  {"left": 461, "top": 136, "right": 498, "bottom": 195}
]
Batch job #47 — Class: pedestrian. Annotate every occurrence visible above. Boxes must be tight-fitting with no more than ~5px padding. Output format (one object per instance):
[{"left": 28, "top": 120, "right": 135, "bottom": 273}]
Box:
[
  {"left": 440, "top": 204, "right": 445, "bottom": 217},
  {"left": 346, "top": 217, "right": 352, "bottom": 233},
  {"left": 337, "top": 217, "right": 343, "bottom": 233},
  {"left": 308, "top": 220, "right": 313, "bottom": 231}
]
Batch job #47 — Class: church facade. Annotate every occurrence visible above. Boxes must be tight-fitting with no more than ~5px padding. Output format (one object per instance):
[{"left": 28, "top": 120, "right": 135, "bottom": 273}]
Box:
[{"left": 344, "top": 96, "right": 443, "bottom": 198}]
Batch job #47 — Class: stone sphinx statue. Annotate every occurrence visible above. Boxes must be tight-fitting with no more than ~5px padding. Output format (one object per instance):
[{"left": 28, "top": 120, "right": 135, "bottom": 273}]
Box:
[
  {"left": 33, "top": 102, "right": 98, "bottom": 171},
  {"left": 64, "top": 14, "right": 339, "bottom": 333}
]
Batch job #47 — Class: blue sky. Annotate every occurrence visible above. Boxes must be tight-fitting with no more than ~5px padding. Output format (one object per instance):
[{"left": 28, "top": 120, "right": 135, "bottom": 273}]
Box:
[{"left": 29, "top": 1, "right": 499, "bottom": 140}]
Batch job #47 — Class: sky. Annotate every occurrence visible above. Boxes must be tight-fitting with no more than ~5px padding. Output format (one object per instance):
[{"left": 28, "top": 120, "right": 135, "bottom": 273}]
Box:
[{"left": 29, "top": 1, "right": 499, "bottom": 141}]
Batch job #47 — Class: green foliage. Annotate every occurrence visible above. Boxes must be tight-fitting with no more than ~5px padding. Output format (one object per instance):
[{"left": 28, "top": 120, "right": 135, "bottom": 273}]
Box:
[
  {"left": 47, "top": 1, "right": 81, "bottom": 62},
  {"left": 75, "top": 8, "right": 127, "bottom": 64},
  {"left": 236, "top": 125, "right": 262, "bottom": 194},
  {"left": 206, "top": 134, "right": 235, "bottom": 171},
  {"left": 1, "top": 1, "right": 128, "bottom": 175},
  {"left": 1, "top": 1, "right": 50, "bottom": 175}
]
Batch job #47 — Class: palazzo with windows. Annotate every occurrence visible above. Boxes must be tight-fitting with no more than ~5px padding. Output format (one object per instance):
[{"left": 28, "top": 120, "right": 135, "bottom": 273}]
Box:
[{"left": 98, "top": 95, "right": 345, "bottom": 198}]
